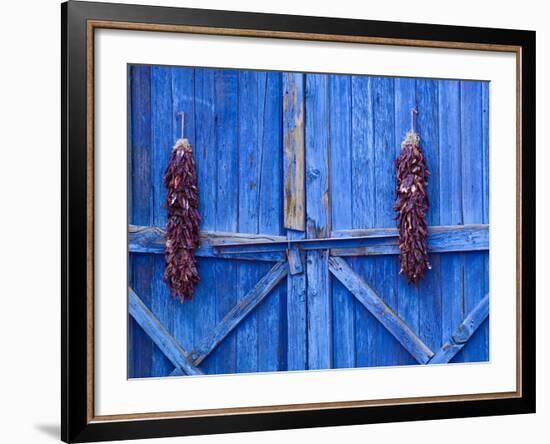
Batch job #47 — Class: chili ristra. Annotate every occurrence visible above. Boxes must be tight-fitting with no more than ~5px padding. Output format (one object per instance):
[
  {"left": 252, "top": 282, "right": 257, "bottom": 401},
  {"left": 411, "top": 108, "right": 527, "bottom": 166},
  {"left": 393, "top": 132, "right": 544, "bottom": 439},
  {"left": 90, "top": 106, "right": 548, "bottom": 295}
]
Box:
[
  {"left": 163, "top": 136, "right": 201, "bottom": 302},
  {"left": 394, "top": 108, "right": 431, "bottom": 284}
]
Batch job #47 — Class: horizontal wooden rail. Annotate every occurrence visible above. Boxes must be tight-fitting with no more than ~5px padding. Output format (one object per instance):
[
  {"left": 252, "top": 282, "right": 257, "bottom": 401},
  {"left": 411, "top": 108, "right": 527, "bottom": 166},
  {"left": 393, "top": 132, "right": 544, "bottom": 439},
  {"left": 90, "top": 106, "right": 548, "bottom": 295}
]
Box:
[
  {"left": 129, "top": 224, "right": 488, "bottom": 258},
  {"left": 429, "top": 294, "right": 490, "bottom": 364},
  {"left": 329, "top": 257, "right": 434, "bottom": 364},
  {"left": 189, "top": 261, "right": 288, "bottom": 366},
  {"left": 128, "top": 225, "right": 285, "bottom": 261},
  {"left": 331, "top": 224, "right": 488, "bottom": 256},
  {"left": 128, "top": 288, "right": 203, "bottom": 376},
  {"left": 211, "top": 224, "right": 488, "bottom": 256}
]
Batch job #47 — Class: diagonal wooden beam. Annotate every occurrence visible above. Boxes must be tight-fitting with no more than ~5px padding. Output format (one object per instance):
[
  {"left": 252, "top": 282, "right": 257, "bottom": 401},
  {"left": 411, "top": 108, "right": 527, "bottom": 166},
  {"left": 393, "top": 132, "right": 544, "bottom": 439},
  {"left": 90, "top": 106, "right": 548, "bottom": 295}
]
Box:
[
  {"left": 128, "top": 288, "right": 203, "bottom": 376},
  {"left": 429, "top": 294, "right": 490, "bottom": 364},
  {"left": 169, "top": 368, "right": 184, "bottom": 377},
  {"left": 328, "top": 257, "right": 434, "bottom": 364},
  {"left": 189, "top": 261, "right": 288, "bottom": 366}
]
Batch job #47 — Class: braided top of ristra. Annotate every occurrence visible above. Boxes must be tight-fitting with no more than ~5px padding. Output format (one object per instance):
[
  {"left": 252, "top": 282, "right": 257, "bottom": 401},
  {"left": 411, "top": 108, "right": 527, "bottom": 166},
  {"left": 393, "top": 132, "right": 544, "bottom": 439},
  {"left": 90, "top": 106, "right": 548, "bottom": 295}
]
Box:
[
  {"left": 163, "top": 138, "right": 201, "bottom": 302},
  {"left": 394, "top": 131, "right": 431, "bottom": 284}
]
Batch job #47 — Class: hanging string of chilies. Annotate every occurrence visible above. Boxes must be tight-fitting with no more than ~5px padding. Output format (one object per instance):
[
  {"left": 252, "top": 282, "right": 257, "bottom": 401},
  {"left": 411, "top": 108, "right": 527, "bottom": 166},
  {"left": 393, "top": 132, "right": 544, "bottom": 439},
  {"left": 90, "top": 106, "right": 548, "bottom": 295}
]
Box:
[
  {"left": 163, "top": 112, "right": 201, "bottom": 302},
  {"left": 394, "top": 107, "right": 431, "bottom": 284}
]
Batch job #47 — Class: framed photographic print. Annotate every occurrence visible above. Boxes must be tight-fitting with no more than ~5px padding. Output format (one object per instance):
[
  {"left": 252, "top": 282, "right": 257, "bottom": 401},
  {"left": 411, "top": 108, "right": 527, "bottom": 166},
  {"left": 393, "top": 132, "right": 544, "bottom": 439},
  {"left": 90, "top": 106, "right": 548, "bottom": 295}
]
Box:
[{"left": 61, "top": 1, "right": 536, "bottom": 442}]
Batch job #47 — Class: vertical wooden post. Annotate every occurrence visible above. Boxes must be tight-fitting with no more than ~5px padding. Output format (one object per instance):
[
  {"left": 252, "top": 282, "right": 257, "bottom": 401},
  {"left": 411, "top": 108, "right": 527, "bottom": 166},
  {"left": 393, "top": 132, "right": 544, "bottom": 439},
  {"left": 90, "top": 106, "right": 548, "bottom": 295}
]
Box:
[
  {"left": 329, "top": 74, "right": 355, "bottom": 369},
  {"left": 351, "top": 75, "right": 374, "bottom": 367},
  {"left": 256, "top": 71, "right": 285, "bottom": 372},
  {"left": 460, "top": 80, "right": 488, "bottom": 362},
  {"left": 171, "top": 67, "right": 197, "bottom": 358},
  {"left": 416, "top": 79, "right": 443, "bottom": 355},
  {"left": 128, "top": 65, "right": 153, "bottom": 378},
  {"left": 371, "top": 76, "right": 399, "bottom": 366},
  {"left": 394, "top": 77, "right": 420, "bottom": 365},
  {"left": 438, "top": 79, "right": 464, "bottom": 363},
  {"left": 236, "top": 70, "right": 262, "bottom": 373},
  {"left": 193, "top": 68, "right": 218, "bottom": 374},
  {"left": 283, "top": 74, "right": 305, "bottom": 231},
  {"left": 214, "top": 69, "right": 239, "bottom": 374},
  {"left": 283, "top": 73, "right": 307, "bottom": 370},
  {"left": 150, "top": 66, "right": 177, "bottom": 377},
  {"left": 305, "top": 74, "right": 332, "bottom": 369}
]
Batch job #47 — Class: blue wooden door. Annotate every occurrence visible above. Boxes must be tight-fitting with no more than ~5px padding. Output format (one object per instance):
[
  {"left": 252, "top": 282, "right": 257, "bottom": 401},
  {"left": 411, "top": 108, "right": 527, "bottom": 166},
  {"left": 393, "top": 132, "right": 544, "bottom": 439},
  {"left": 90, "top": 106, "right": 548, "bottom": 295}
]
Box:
[{"left": 128, "top": 66, "right": 489, "bottom": 378}]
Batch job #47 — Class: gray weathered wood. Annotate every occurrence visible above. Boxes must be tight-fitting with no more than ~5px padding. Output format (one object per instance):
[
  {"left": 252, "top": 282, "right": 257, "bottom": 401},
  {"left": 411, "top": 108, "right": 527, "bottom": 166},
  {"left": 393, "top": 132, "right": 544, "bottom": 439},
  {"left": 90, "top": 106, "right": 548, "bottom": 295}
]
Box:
[
  {"left": 429, "top": 294, "right": 490, "bottom": 364},
  {"left": 283, "top": 73, "right": 305, "bottom": 231},
  {"left": 128, "top": 288, "right": 203, "bottom": 376},
  {"left": 188, "top": 261, "right": 288, "bottom": 365},
  {"left": 328, "top": 257, "right": 434, "bottom": 364}
]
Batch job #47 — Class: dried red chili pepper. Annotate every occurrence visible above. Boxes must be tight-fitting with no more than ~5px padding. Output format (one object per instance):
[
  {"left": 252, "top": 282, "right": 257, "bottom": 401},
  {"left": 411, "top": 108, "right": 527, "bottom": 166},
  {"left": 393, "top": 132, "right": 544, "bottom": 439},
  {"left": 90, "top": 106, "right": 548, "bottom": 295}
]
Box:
[
  {"left": 163, "top": 136, "right": 201, "bottom": 302},
  {"left": 394, "top": 109, "right": 431, "bottom": 284}
]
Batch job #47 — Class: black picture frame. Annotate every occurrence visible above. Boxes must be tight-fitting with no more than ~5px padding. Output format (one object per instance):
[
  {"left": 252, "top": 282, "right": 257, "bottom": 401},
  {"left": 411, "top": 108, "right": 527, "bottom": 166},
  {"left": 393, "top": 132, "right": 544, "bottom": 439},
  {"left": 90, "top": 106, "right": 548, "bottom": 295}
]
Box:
[{"left": 62, "top": 1, "right": 536, "bottom": 442}]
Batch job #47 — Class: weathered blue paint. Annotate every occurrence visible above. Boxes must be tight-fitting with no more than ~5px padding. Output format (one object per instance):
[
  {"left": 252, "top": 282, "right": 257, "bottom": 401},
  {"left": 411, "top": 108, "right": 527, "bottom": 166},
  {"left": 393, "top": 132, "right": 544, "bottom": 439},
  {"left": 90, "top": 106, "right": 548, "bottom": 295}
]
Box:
[
  {"left": 128, "top": 65, "right": 153, "bottom": 378},
  {"left": 189, "top": 261, "right": 288, "bottom": 365},
  {"left": 287, "top": 247, "right": 303, "bottom": 275},
  {"left": 129, "top": 288, "right": 203, "bottom": 376},
  {"left": 371, "top": 77, "right": 400, "bottom": 366},
  {"left": 129, "top": 223, "right": 489, "bottom": 256},
  {"left": 257, "top": 72, "right": 286, "bottom": 373},
  {"left": 429, "top": 294, "right": 489, "bottom": 364},
  {"left": 350, "top": 75, "right": 374, "bottom": 369},
  {"left": 213, "top": 69, "right": 239, "bottom": 375},
  {"left": 459, "top": 81, "right": 489, "bottom": 363},
  {"left": 150, "top": 66, "right": 176, "bottom": 377},
  {"left": 128, "top": 66, "right": 490, "bottom": 377},
  {"left": 283, "top": 73, "right": 307, "bottom": 371},
  {"left": 438, "top": 80, "right": 464, "bottom": 365},
  {"left": 305, "top": 74, "right": 332, "bottom": 369},
  {"left": 236, "top": 70, "right": 263, "bottom": 374},
  {"left": 329, "top": 74, "right": 355, "bottom": 370},
  {"left": 329, "top": 257, "right": 434, "bottom": 364},
  {"left": 416, "top": 79, "right": 443, "bottom": 358},
  {"left": 171, "top": 67, "right": 197, "bottom": 359},
  {"left": 193, "top": 68, "right": 218, "bottom": 374},
  {"left": 394, "top": 77, "right": 419, "bottom": 366}
]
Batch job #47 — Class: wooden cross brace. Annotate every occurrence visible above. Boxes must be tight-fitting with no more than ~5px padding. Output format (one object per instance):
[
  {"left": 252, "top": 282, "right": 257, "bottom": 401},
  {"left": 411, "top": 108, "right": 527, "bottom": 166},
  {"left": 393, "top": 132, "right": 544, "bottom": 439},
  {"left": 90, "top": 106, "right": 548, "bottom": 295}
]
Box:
[
  {"left": 130, "top": 256, "right": 488, "bottom": 376},
  {"left": 128, "top": 261, "right": 288, "bottom": 376}
]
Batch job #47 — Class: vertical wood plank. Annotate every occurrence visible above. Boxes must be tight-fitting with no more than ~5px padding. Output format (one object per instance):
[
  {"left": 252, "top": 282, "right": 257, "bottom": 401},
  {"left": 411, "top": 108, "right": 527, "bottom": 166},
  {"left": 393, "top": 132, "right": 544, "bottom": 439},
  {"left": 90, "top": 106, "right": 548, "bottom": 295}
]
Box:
[
  {"left": 371, "top": 77, "right": 400, "bottom": 366},
  {"left": 193, "top": 68, "right": 218, "bottom": 374},
  {"left": 394, "top": 77, "right": 419, "bottom": 365},
  {"left": 305, "top": 74, "right": 332, "bottom": 369},
  {"left": 416, "top": 79, "right": 442, "bottom": 354},
  {"left": 171, "top": 67, "right": 197, "bottom": 355},
  {"left": 213, "top": 69, "right": 239, "bottom": 375},
  {"left": 482, "top": 82, "right": 490, "bottom": 225},
  {"left": 128, "top": 65, "right": 153, "bottom": 378},
  {"left": 482, "top": 82, "right": 490, "bottom": 359},
  {"left": 283, "top": 70, "right": 306, "bottom": 231},
  {"left": 150, "top": 66, "right": 176, "bottom": 377},
  {"left": 283, "top": 73, "right": 307, "bottom": 370},
  {"left": 460, "top": 81, "right": 488, "bottom": 362},
  {"left": 329, "top": 74, "right": 355, "bottom": 369},
  {"left": 438, "top": 80, "right": 465, "bottom": 363},
  {"left": 236, "top": 70, "right": 262, "bottom": 373},
  {"left": 127, "top": 65, "right": 134, "bottom": 377},
  {"left": 257, "top": 72, "right": 286, "bottom": 372},
  {"left": 351, "top": 75, "right": 374, "bottom": 368}
]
